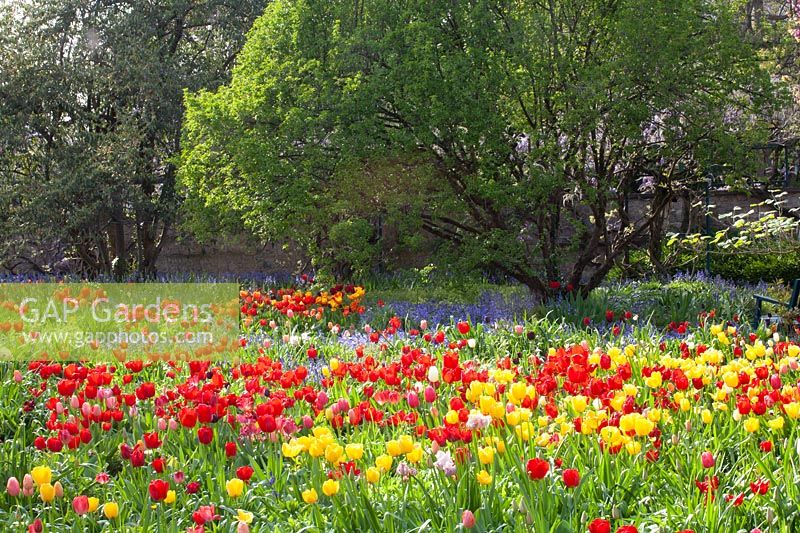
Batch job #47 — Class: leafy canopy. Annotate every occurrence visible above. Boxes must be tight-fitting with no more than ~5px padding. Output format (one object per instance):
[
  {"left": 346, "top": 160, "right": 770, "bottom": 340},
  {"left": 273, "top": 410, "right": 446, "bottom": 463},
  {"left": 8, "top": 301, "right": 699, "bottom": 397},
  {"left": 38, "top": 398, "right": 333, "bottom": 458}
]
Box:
[{"left": 181, "top": 0, "right": 775, "bottom": 290}]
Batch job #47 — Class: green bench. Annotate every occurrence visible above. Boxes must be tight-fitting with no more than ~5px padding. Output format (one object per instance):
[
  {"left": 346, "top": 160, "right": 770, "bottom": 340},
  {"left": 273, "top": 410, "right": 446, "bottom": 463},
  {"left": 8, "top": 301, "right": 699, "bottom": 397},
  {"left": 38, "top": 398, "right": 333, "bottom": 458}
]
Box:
[{"left": 753, "top": 279, "right": 800, "bottom": 329}]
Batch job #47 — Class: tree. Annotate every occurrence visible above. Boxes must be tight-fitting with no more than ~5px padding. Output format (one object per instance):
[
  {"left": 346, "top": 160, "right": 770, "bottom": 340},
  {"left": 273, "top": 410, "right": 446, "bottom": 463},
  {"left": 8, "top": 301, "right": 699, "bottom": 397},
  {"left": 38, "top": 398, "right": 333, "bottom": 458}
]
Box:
[
  {"left": 182, "top": 0, "right": 775, "bottom": 294},
  {"left": 0, "top": 0, "right": 265, "bottom": 278}
]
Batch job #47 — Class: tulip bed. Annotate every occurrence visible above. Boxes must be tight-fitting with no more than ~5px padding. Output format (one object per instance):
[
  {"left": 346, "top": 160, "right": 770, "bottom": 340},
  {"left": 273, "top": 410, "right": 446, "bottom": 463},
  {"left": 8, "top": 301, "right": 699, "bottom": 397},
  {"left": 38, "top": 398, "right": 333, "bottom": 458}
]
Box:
[{"left": 1, "top": 283, "right": 800, "bottom": 532}]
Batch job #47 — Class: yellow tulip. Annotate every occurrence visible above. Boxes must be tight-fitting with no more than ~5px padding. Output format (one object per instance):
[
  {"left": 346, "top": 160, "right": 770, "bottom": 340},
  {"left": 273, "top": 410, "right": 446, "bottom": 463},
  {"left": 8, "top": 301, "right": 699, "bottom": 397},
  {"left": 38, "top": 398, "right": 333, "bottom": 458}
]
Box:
[
  {"left": 308, "top": 439, "right": 326, "bottom": 458},
  {"left": 478, "top": 446, "right": 494, "bottom": 465},
  {"left": 723, "top": 372, "right": 739, "bottom": 388},
  {"left": 282, "top": 442, "right": 303, "bottom": 458},
  {"left": 634, "top": 417, "right": 655, "bottom": 437},
  {"left": 103, "top": 502, "right": 119, "bottom": 519},
  {"left": 88, "top": 497, "right": 100, "bottom": 512},
  {"left": 509, "top": 382, "right": 527, "bottom": 403},
  {"left": 784, "top": 402, "right": 800, "bottom": 419},
  {"left": 406, "top": 445, "right": 423, "bottom": 464},
  {"left": 625, "top": 440, "right": 642, "bottom": 455},
  {"left": 325, "top": 443, "right": 344, "bottom": 464},
  {"left": 226, "top": 478, "right": 245, "bottom": 498},
  {"left": 301, "top": 488, "right": 318, "bottom": 504},
  {"left": 398, "top": 435, "right": 414, "bottom": 454},
  {"left": 679, "top": 398, "right": 691, "bottom": 412},
  {"left": 345, "top": 443, "right": 364, "bottom": 460},
  {"left": 387, "top": 440, "right": 402, "bottom": 457},
  {"left": 645, "top": 372, "right": 662, "bottom": 388},
  {"left": 570, "top": 395, "right": 588, "bottom": 413},
  {"left": 768, "top": 416, "right": 784, "bottom": 431},
  {"left": 376, "top": 454, "right": 393, "bottom": 472},
  {"left": 322, "top": 479, "right": 339, "bottom": 497},
  {"left": 31, "top": 466, "right": 52, "bottom": 486},
  {"left": 476, "top": 470, "right": 493, "bottom": 485},
  {"left": 164, "top": 490, "right": 176, "bottom": 504},
  {"left": 39, "top": 482, "right": 55, "bottom": 503},
  {"left": 744, "top": 417, "right": 760, "bottom": 433},
  {"left": 366, "top": 467, "right": 380, "bottom": 484},
  {"left": 237, "top": 509, "right": 254, "bottom": 524},
  {"left": 701, "top": 409, "right": 713, "bottom": 424}
]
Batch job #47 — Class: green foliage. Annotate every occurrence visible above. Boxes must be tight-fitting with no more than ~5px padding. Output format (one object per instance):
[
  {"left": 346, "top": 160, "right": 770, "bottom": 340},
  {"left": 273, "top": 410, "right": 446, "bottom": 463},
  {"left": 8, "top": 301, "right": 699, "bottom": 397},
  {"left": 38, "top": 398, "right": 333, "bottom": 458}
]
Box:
[
  {"left": 181, "top": 0, "right": 775, "bottom": 293},
  {"left": 0, "top": 0, "right": 265, "bottom": 277},
  {"left": 319, "top": 218, "right": 378, "bottom": 279},
  {"left": 668, "top": 197, "right": 800, "bottom": 283}
]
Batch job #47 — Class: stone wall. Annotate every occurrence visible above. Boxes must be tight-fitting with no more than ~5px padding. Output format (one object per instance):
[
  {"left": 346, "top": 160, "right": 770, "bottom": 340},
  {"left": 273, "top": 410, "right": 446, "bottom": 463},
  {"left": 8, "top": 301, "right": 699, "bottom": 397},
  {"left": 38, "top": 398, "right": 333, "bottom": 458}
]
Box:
[{"left": 154, "top": 189, "right": 800, "bottom": 274}]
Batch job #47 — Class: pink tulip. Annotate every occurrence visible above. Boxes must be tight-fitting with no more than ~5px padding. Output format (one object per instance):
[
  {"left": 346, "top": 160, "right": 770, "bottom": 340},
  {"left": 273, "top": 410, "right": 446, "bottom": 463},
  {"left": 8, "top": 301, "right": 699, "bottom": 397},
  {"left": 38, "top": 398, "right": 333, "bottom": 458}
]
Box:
[
  {"left": 406, "top": 391, "right": 420, "bottom": 408},
  {"left": 54, "top": 481, "right": 63, "bottom": 498},
  {"left": 514, "top": 325, "right": 524, "bottom": 335},
  {"left": 13, "top": 370, "right": 22, "bottom": 382},
  {"left": 424, "top": 385, "right": 436, "bottom": 403},
  {"left": 169, "top": 418, "right": 179, "bottom": 431},
  {"left": 302, "top": 415, "right": 314, "bottom": 429},
  {"left": 461, "top": 510, "right": 476, "bottom": 529},
  {"left": 701, "top": 451, "right": 715, "bottom": 469},
  {"left": 6, "top": 476, "right": 20, "bottom": 497},
  {"left": 770, "top": 374, "right": 782, "bottom": 390},
  {"left": 73, "top": 495, "right": 90, "bottom": 515},
  {"left": 22, "top": 474, "right": 34, "bottom": 494},
  {"left": 237, "top": 523, "right": 250, "bottom": 533}
]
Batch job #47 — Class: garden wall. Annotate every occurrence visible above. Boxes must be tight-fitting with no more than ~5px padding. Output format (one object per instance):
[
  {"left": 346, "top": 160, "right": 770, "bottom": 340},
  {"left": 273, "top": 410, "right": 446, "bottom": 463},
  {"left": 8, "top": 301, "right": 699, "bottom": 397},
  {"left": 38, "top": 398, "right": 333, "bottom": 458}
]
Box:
[{"left": 156, "top": 190, "right": 800, "bottom": 275}]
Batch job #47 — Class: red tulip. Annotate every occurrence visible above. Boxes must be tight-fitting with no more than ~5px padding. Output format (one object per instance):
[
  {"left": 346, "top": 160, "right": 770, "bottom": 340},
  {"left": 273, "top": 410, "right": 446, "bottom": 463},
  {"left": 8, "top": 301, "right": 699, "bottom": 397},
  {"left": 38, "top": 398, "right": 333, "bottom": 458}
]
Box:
[
  {"left": 148, "top": 479, "right": 169, "bottom": 501},
  {"left": 131, "top": 447, "right": 145, "bottom": 468},
  {"left": 197, "top": 427, "right": 213, "bottom": 445},
  {"left": 588, "top": 518, "right": 611, "bottom": 533},
  {"left": 456, "top": 322, "right": 470, "bottom": 335},
  {"left": 143, "top": 431, "right": 162, "bottom": 449},
  {"left": 236, "top": 466, "right": 254, "bottom": 482},
  {"left": 225, "top": 441, "right": 237, "bottom": 458},
  {"left": 72, "top": 495, "right": 90, "bottom": 515},
  {"left": 257, "top": 414, "right": 277, "bottom": 433},
  {"left": 152, "top": 457, "right": 166, "bottom": 473},
  {"left": 700, "top": 451, "right": 715, "bottom": 469},
  {"left": 179, "top": 408, "right": 198, "bottom": 429},
  {"left": 526, "top": 458, "right": 549, "bottom": 480},
  {"left": 562, "top": 468, "right": 580, "bottom": 488},
  {"left": 46, "top": 437, "right": 63, "bottom": 452}
]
